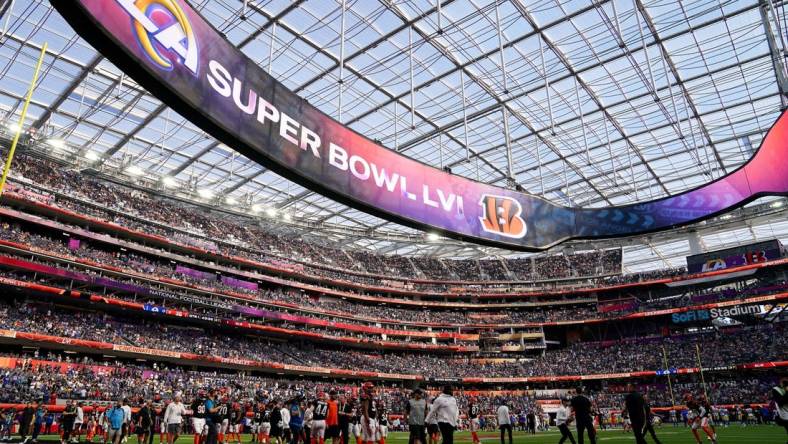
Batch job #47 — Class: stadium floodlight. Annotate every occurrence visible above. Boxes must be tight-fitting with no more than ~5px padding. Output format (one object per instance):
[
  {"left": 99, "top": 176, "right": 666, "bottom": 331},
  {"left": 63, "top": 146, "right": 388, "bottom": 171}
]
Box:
[
  {"left": 47, "top": 138, "right": 66, "bottom": 149},
  {"left": 426, "top": 232, "right": 440, "bottom": 241},
  {"left": 250, "top": 204, "right": 262, "bottom": 213},
  {"left": 771, "top": 200, "right": 784, "bottom": 208},
  {"left": 84, "top": 150, "right": 99, "bottom": 161},
  {"left": 197, "top": 188, "right": 214, "bottom": 199},
  {"left": 125, "top": 165, "right": 143, "bottom": 176},
  {"left": 161, "top": 176, "right": 177, "bottom": 187},
  {"left": 266, "top": 208, "right": 277, "bottom": 218},
  {"left": 283, "top": 213, "right": 292, "bottom": 222},
  {"left": 225, "top": 196, "right": 237, "bottom": 205}
]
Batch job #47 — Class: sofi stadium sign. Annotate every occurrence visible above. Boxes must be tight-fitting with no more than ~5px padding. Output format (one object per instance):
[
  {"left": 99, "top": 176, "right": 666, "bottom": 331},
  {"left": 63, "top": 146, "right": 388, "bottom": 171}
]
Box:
[
  {"left": 51, "top": 0, "right": 788, "bottom": 251},
  {"left": 671, "top": 305, "right": 773, "bottom": 323}
]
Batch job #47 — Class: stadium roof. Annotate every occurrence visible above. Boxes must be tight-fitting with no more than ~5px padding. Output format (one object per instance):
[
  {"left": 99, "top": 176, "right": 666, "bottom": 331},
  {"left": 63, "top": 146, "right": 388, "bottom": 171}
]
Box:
[{"left": 1, "top": 0, "right": 788, "bottom": 272}]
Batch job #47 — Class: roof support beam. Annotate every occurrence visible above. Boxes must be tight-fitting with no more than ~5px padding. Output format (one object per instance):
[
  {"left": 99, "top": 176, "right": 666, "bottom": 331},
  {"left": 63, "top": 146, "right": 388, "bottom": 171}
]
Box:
[
  {"left": 392, "top": 2, "right": 759, "bottom": 152},
  {"left": 759, "top": 0, "right": 788, "bottom": 109},
  {"left": 292, "top": 0, "right": 458, "bottom": 94},
  {"left": 636, "top": 0, "right": 726, "bottom": 175},
  {"left": 31, "top": 54, "right": 102, "bottom": 131},
  {"left": 386, "top": 0, "right": 609, "bottom": 202}
]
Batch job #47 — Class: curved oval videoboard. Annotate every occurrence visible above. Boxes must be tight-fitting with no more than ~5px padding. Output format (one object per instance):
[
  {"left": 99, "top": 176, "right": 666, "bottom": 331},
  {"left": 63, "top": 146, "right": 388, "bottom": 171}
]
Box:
[{"left": 51, "top": 0, "right": 788, "bottom": 251}]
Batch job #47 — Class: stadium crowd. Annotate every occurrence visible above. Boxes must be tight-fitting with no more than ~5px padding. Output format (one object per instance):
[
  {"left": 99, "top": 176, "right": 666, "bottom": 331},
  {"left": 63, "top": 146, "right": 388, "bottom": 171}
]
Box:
[
  {"left": 8, "top": 154, "right": 630, "bottom": 284},
  {"left": 0, "top": 222, "right": 784, "bottom": 333},
  {"left": 0, "top": 353, "right": 778, "bottom": 412},
  {"left": 0, "top": 300, "right": 784, "bottom": 379}
]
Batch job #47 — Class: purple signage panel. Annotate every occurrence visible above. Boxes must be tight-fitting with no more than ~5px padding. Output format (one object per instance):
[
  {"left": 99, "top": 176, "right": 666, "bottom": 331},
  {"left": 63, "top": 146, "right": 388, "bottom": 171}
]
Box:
[
  {"left": 50, "top": 0, "right": 788, "bottom": 251},
  {"left": 220, "top": 275, "right": 258, "bottom": 291},
  {"left": 686, "top": 239, "right": 785, "bottom": 273},
  {"left": 175, "top": 264, "right": 216, "bottom": 281}
]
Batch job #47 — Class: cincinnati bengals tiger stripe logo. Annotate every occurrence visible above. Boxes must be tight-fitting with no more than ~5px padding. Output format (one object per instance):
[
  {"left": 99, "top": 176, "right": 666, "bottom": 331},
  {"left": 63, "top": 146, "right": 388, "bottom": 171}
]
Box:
[{"left": 478, "top": 194, "right": 527, "bottom": 238}]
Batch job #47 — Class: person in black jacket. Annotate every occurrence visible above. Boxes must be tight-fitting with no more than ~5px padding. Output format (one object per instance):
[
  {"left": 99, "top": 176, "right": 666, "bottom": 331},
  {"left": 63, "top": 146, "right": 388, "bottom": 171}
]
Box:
[
  {"left": 20, "top": 402, "right": 35, "bottom": 443},
  {"left": 270, "top": 400, "right": 283, "bottom": 444},
  {"left": 61, "top": 400, "right": 77, "bottom": 444},
  {"left": 774, "top": 379, "right": 788, "bottom": 438},
  {"left": 136, "top": 400, "right": 155, "bottom": 444},
  {"left": 643, "top": 393, "right": 662, "bottom": 444},
  {"left": 570, "top": 388, "right": 596, "bottom": 444},
  {"left": 338, "top": 394, "right": 353, "bottom": 444},
  {"left": 623, "top": 386, "right": 647, "bottom": 444}
]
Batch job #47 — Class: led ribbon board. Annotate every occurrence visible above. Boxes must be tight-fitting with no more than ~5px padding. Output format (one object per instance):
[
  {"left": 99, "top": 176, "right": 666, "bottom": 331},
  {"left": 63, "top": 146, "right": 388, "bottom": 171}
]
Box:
[{"left": 52, "top": 0, "right": 788, "bottom": 251}]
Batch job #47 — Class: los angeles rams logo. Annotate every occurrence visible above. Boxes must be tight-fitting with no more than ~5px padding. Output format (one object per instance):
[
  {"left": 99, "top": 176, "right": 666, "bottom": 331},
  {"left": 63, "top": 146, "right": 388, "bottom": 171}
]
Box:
[
  {"left": 116, "top": 0, "right": 199, "bottom": 75},
  {"left": 478, "top": 194, "right": 527, "bottom": 238},
  {"left": 701, "top": 258, "right": 727, "bottom": 272}
]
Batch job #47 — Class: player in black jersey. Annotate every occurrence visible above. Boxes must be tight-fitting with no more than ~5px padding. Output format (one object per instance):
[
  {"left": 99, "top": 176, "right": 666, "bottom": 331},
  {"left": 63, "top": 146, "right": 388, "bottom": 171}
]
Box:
[
  {"left": 252, "top": 401, "right": 265, "bottom": 444},
  {"left": 311, "top": 393, "right": 329, "bottom": 444},
  {"left": 156, "top": 402, "right": 166, "bottom": 444},
  {"left": 191, "top": 393, "right": 208, "bottom": 444},
  {"left": 227, "top": 402, "right": 242, "bottom": 444},
  {"left": 352, "top": 401, "right": 362, "bottom": 444},
  {"left": 468, "top": 398, "right": 481, "bottom": 444},
  {"left": 696, "top": 395, "right": 717, "bottom": 444},
  {"left": 360, "top": 383, "right": 378, "bottom": 444},
  {"left": 262, "top": 402, "right": 274, "bottom": 444},
  {"left": 377, "top": 401, "right": 388, "bottom": 444},
  {"left": 250, "top": 402, "right": 261, "bottom": 443}
]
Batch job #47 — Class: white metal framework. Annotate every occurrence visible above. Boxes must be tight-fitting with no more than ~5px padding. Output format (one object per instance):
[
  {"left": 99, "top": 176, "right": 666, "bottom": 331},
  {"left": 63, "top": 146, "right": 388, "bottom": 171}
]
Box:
[{"left": 0, "top": 0, "right": 787, "bottom": 272}]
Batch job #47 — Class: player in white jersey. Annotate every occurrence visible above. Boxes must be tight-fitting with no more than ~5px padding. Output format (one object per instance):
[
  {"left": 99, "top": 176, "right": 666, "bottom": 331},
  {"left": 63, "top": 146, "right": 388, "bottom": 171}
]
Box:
[{"left": 360, "top": 383, "right": 379, "bottom": 444}]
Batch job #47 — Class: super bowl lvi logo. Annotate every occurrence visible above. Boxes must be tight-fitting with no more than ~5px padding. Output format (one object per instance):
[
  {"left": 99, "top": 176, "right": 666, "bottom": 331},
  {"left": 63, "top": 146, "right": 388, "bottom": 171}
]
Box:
[
  {"left": 116, "top": 0, "right": 199, "bottom": 75},
  {"left": 478, "top": 194, "right": 527, "bottom": 238}
]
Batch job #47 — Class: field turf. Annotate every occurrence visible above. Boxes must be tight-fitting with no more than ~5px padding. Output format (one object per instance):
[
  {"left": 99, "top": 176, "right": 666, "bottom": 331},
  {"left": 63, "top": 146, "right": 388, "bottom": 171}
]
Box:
[{"left": 20, "top": 427, "right": 788, "bottom": 444}]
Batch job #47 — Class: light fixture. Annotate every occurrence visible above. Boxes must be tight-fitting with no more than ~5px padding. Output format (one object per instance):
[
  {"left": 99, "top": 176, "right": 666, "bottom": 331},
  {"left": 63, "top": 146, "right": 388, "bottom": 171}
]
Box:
[
  {"left": 5, "top": 123, "right": 21, "bottom": 134},
  {"left": 125, "top": 165, "right": 143, "bottom": 176},
  {"left": 47, "top": 138, "right": 66, "bottom": 149},
  {"left": 84, "top": 150, "right": 99, "bottom": 161},
  {"left": 426, "top": 232, "right": 440, "bottom": 241},
  {"left": 251, "top": 204, "right": 262, "bottom": 213},
  {"left": 266, "top": 208, "right": 277, "bottom": 217},
  {"left": 225, "top": 196, "right": 238, "bottom": 205},
  {"left": 161, "top": 176, "right": 177, "bottom": 187},
  {"left": 771, "top": 200, "right": 784, "bottom": 209},
  {"left": 197, "top": 188, "right": 214, "bottom": 199},
  {"left": 283, "top": 213, "right": 292, "bottom": 222},
  {"left": 720, "top": 214, "right": 732, "bottom": 220}
]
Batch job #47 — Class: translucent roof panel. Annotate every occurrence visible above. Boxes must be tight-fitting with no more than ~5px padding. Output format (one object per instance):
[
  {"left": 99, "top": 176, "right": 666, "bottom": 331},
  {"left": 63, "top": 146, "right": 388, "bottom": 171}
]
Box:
[{"left": 0, "top": 0, "right": 787, "bottom": 268}]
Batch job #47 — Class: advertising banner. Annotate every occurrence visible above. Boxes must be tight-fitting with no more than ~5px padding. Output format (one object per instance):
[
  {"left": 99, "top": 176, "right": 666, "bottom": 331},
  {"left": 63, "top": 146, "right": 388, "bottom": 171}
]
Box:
[
  {"left": 113, "top": 344, "right": 181, "bottom": 359},
  {"left": 686, "top": 239, "right": 784, "bottom": 273},
  {"left": 51, "top": 0, "right": 788, "bottom": 251},
  {"left": 597, "top": 298, "right": 639, "bottom": 313}
]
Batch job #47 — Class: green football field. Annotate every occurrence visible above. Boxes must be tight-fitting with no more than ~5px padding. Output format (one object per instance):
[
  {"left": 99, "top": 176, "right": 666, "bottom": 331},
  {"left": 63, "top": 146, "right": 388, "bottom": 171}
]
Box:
[{"left": 27, "top": 427, "right": 788, "bottom": 444}]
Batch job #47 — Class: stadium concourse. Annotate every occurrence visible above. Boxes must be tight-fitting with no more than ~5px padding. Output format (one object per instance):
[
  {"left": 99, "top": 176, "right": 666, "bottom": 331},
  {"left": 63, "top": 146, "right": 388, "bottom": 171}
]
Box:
[{"left": 2, "top": 0, "right": 788, "bottom": 444}]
